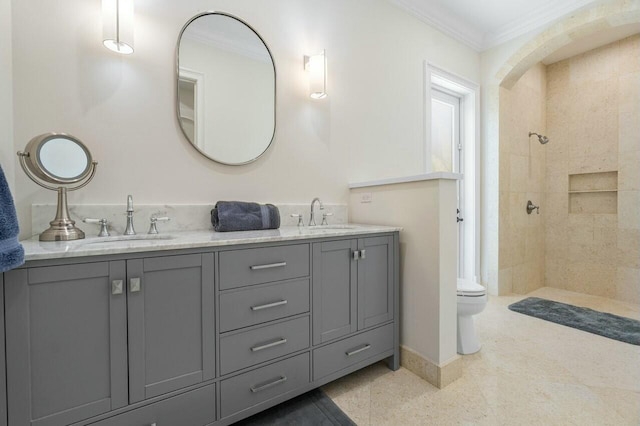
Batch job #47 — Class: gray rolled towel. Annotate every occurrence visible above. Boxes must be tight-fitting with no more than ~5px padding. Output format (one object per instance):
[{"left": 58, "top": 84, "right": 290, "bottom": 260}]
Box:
[{"left": 211, "top": 201, "right": 280, "bottom": 232}]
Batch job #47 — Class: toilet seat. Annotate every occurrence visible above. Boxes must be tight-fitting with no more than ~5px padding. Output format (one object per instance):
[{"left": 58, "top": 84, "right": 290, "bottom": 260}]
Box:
[{"left": 457, "top": 280, "right": 486, "bottom": 297}]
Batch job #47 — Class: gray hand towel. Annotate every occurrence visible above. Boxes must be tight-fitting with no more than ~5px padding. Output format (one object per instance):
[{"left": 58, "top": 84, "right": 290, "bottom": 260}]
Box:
[
  {"left": 0, "top": 164, "right": 25, "bottom": 272},
  {"left": 211, "top": 201, "right": 280, "bottom": 232}
]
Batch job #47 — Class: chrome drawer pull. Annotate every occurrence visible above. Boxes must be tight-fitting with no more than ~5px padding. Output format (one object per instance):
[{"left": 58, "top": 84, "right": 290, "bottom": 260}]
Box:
[
  {"left": 346, "top": 344, "right": 371, "bottom": 357},
  {"left": 251, "top": 299, "right": 288, "bottom": 311},
  {"left": 250, "top": 261, "right": 287, "bottom": 270},
  {"left": 250, "top": 376, "right": 287, "bottom": 393},
  {"left": 251, "top": 338, "right": 288, "bottom": 352},
  {"left": 360, "top": 249, "right": 366, "bottom": 259}
]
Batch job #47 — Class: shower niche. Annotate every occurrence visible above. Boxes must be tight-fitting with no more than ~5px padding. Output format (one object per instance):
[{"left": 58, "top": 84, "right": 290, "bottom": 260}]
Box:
[{"left": 568, "top": 171, "right": 618, "bottom": 214}]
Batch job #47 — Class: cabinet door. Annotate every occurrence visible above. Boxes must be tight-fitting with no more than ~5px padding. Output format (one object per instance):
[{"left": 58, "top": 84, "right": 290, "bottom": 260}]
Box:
[
  {"left": 312, "top": 239, "right": 358, "bottom": 345},
  {"left": 5, "top": 262, "right": 128, "bottom": 426},
  {"left": 127, "top": 253, "right": 214, "bottom": 403},
  {"left": 358, "top": 236, "right": 394, "bottom": 329},
  {"left": 0, "top": 274, "right": 6, "bottom": 426}
]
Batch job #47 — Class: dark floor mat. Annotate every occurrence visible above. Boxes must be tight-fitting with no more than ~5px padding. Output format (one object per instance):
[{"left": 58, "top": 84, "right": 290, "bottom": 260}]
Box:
[
  {"left": 508, "top": 297, "right": 640, "bottom": 345},
  {"left": 234, "top": 388, "right": 356, "bottom": 425}
]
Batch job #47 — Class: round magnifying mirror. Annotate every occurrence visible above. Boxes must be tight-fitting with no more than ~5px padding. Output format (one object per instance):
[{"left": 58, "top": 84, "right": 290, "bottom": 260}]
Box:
[
  {"left": 18, "top": 133, "right": 97, "bottom": 241},
  {"left": 22, "top": 133, "right": 93, "bottom": 184}
]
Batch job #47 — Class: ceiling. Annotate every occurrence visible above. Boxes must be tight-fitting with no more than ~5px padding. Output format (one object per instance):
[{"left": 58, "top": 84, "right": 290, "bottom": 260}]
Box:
[{"left": 388, "top": 0, "right": 603, "bottom": 51}]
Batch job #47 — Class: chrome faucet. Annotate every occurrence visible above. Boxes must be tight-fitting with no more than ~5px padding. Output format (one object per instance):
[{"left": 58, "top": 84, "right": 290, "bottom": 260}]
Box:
[
  {"left": 124, "top": 195, "right": 136, "bottom": 235},
  {"left": 309, "top": 197, "right": 324, "bottom": 226}
]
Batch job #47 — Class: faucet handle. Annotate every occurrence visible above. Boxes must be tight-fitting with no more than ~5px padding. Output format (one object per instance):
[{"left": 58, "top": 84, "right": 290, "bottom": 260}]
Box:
[
  {"left": 290, "top": 214, "right": 304, "bottom": 227},
  {"left": 83, "top": 218, "right": 110, "bottom": 237},
  {"left": 148, "top": 216, "right": 170, "bottom": 234},
  {"left": 321, "top": 212, "right": 334, "bottom": 226}
]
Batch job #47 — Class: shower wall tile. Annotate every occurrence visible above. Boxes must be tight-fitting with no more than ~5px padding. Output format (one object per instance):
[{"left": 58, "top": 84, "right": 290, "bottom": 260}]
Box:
[
  {"left": 617, "top": 229, "right": 640, "bottom": 269},
  {"left": 499, "top": 155, "right": 510, "bottom": 192},
  {"left": 545, "top": 34, "right": 639, "bottom": 303},
  {"left": 545, "top": 225, "right": 568, "bottom": 259},
  {"left": 616, "top": 267, "right": 640, "bottom": 305},
  {"left": 618, "top": 111, "right": 640, "bottom": 153},
  {"left": 546, "top": 171, "right": 568, "bottom": 193},
  {"left": 618, "top": 191, "right": 640, "bottom": 230},
  {"left": 619, "top": 35, "right": 640, "bottom": 75},
  {"left": 618, "top": 150, "right": 640, "bottom": 190},
  {"left": 568, "top": 153, "right": 617, "bottom": 174},
  {"left": 499, "top": 63, "right": 547, "bottom": 294},
  {"left": 546, "top": 61, "right": 569, "bottom": 98},
  {"left": 498, "top": 267, "right": 513, "bottom": 294},
  {"left": 545, "top": 193, "right": 569, "bottom": 225},
  {"left": 618, "top": 72, "right": 640, "bottom": 114},
  {"left": 569, "top": 41, "right": 619, "bottom": 84},
  {"left": 568, "top": 225, "right": 594, "bottom": 245},
  {"left": 566, "top": 263, "right": 616, "bottom": 298},
  {"left": 509, "top": 155, "right": 529, "bottom": 192},
  {"left": 593, "top": 214, "right": 617, "bottom": 228},
  {"left": 545, "top": 256, "right": 568, "bottom": 289}
]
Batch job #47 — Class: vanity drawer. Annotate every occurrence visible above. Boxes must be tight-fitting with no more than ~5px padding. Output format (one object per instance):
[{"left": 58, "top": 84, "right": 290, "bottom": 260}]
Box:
[
  {"left": 313, "top": 323, "right": 394, "bottom": 380},
  {"left": 219, "top": 244, "right": 309, "bottom": 290},
  {"left": 219, "top": 279, "right": 310, "bottom": 332},
  {"left": 220, "top": 316, "right": 310, "bottom": 375},
  {"left": 220, "top": 353, "right": 309, "bottom": 419},
  {"left": 88, "top": 384, "right": 215, "bottom": 426}
]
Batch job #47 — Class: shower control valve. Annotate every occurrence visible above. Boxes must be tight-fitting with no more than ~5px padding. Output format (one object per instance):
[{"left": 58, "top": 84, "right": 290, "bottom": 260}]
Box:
[{"left": 526, "top": 200, "right": 540, "bottom": 215}]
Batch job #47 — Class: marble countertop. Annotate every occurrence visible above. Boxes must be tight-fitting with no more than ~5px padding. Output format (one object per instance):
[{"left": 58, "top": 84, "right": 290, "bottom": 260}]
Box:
[{"left": 20, "top": 224, "right": 401, "bottom": 262}]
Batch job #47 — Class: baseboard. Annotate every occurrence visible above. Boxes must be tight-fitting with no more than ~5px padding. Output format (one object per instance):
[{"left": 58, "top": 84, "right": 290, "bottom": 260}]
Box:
[{"left": 400, "top": 346, "right": 462, "bottom": 389}]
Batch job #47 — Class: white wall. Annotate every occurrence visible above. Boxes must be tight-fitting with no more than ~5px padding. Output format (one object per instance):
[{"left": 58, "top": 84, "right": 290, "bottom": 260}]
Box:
[
  {"left": 350, "top": 179, "right": 458, "bottom": 367},
  {"left": 10, "top": 0, "right": 479, "bottom": 239},
  {"left": 0, "top": 0, "right": 13, "bottom": 190}
]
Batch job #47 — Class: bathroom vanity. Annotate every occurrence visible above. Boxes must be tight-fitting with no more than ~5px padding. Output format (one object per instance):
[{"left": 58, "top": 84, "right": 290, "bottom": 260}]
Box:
[{"left": 1, "top": 225, "right": 399, "bottom": 426}]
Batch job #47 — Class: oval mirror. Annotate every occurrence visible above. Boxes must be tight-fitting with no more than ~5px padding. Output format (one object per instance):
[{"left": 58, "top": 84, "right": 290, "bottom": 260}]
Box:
[
  {"left": 177, "top": 12, "right": 276, "bottom": 165},
  {"left": 22, "top": 133, "right": 93, "bottom": 184}
]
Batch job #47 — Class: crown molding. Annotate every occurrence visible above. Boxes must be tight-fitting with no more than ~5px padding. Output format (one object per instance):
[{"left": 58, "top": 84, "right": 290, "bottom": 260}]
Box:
[
  {"left": 389, "top": 0, "right": 600, "bottom": 51},
  {"left": 389, "top": 0, "right": 484, "bottom": 51},
  {"left": 482, "top": 0, "right": 600, "bottom": 49}
]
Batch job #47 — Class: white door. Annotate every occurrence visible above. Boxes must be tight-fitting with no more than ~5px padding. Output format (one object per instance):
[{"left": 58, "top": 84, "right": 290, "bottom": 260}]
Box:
[{"left": 431, "top": 87, "right": 464, "bottom": 279}]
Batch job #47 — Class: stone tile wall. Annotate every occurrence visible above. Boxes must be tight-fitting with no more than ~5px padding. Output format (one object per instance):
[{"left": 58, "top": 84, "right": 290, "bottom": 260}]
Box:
[
  {"left": 498, "top": 63, "right": 547, "bottom": 294},
  {"left": 545, "top": 35, "right": 640, "bottom": 303}
]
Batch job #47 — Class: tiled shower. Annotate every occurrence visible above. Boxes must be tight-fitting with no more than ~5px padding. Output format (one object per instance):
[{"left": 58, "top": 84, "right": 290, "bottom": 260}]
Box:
[{"left": 499, "top": 34, "right": 640, "bottom": 304}]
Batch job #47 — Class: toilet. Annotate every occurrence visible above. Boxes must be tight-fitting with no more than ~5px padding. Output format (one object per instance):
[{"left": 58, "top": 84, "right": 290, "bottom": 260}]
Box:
[{"left": 456, "top": 279, "right": 487, "bottom": 355}]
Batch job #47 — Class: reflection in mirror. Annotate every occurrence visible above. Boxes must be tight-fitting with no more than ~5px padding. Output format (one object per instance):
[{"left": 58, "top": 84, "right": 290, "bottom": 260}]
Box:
[
  {"left": 177, "top": 13, "right": 276, "bottom": 165},
  {"left": 39, "top": 138, "right": 90, "bottom": 180}
]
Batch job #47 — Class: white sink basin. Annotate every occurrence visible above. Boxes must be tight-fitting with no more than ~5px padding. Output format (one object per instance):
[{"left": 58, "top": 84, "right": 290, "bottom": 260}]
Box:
[
  {"left": 84, "top": 234, "right": 176, "bottom": 244},
  {"left": 302, "top": 225, "right": 357, "bottom": 231}
]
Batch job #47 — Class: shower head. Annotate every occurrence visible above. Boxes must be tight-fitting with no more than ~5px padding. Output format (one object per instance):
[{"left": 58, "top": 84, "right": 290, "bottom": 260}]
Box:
[{"left": 529, "top": 132, "right": 549, "bottom": 144}]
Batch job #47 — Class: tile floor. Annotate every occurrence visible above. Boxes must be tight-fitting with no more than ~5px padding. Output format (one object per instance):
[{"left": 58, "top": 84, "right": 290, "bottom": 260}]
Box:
[{"left": 322, "top": 287, "right": 640, "bottom": 425}]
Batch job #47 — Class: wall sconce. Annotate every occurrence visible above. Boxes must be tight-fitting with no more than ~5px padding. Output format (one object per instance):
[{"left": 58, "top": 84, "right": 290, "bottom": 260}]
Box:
[
  {"left": 102, "top": 0, "right": 134, "bottom": 54},
  {"left": 304, "top": 50, "right": 327, "bottom": 99}
]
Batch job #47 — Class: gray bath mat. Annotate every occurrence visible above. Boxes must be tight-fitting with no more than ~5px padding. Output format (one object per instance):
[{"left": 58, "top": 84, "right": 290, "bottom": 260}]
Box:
[
  {"left": 235, "top": 388, "right": 356, "bottom": 425},
  {"left": 508, "top": 297, "right": 640, "bottom": 346}
]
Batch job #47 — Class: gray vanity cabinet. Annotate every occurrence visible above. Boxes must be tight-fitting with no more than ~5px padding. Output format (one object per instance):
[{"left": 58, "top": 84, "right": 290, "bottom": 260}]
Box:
[
  {"left": 126, "top": 253, "right": 215, "bottom": 403},
  {"left": 357, "top": 235, "right": 394, "bottom": 329},
  {"left": 3, "top": 230, "right": 399, "bottom": 426},
  {"left": 4, "top": 261, "right": 128, "bottom": 426},
  {"left": 312, "top": 239, "right": 358, "bottom": 345},
  {"left": 313, "top": 236, "right": 394, "bottom": 345}
]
